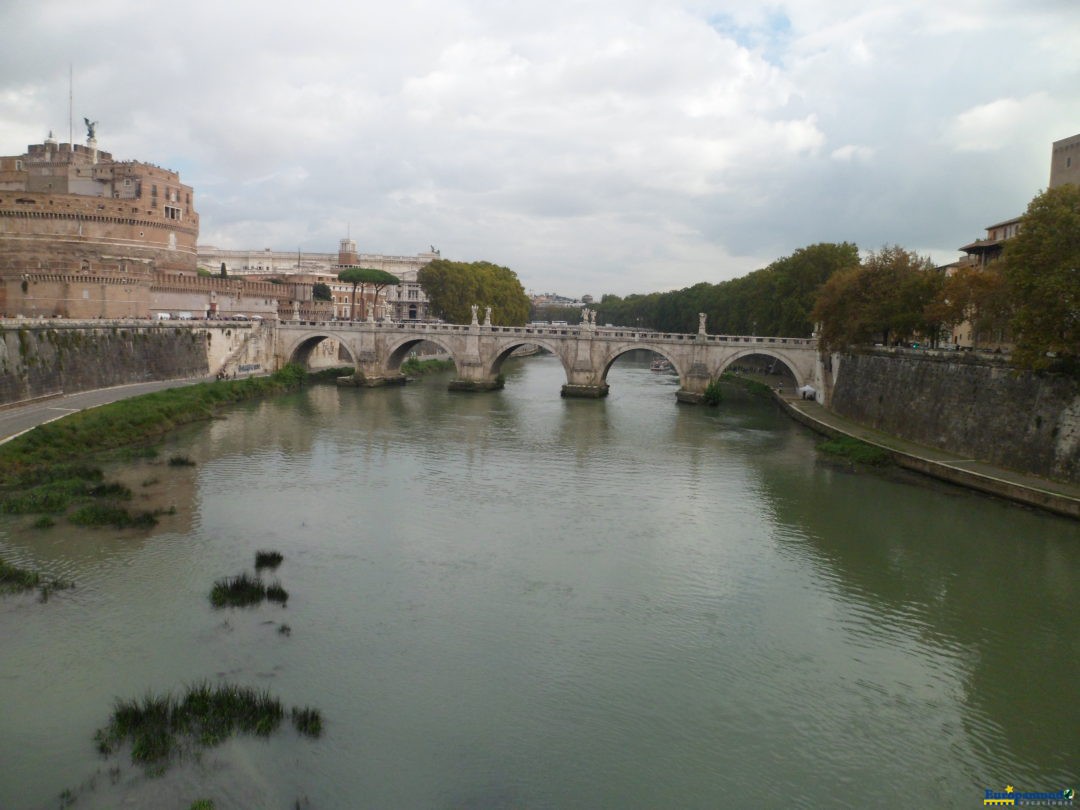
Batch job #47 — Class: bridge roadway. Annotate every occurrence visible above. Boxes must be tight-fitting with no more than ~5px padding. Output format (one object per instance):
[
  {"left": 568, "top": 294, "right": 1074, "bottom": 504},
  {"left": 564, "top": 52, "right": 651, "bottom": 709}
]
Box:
[{"left": 276, "top": 318, "right": 822, "bottom": 401}]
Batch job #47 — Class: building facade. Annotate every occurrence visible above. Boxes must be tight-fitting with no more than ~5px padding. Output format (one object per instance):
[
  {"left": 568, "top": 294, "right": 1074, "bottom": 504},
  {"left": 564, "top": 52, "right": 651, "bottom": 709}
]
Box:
[
  {"left": 199, "top": 238, "right": 435, "bottom": 321},
  {"left": 1049, "top": 133, "right": 1080, "bottom": 189}
]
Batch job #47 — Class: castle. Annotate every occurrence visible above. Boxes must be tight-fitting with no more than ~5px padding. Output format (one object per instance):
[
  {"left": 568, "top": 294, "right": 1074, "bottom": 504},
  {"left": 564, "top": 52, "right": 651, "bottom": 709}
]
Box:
[{"left": 0, "top": 129, "right": 431, "bottom": 321}]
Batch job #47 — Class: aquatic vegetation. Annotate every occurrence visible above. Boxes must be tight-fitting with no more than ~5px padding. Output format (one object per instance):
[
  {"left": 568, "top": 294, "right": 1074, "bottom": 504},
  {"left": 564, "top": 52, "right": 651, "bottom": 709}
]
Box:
[
  {"left": 1, "top": 556, "right": 74, "bottom": 598},
  {"left": 94, "top": 681, "right": 318, "bottom": 770},
  {"left": 255, "top": 549, "right": 284, "bottom": 570},
  {"left": 189, "top": 801, "right": 215, "bottom": 810},
  {"left": 167, "top": 455, "right": 196, "bottom": 467},
  {"left": 210, "top": 573, "right": 266, "bottom": 608},
  {"left": 702, "top": 379, "right": 723, "bottom": 406},
  {"left": 265, "top": 581, "right": 289, "bottom": 605},
  {"left": 32, "top": 515, "right": 55, "bottom": 529},
  {"left": 291, "top": 707, "right": 323, "bottom": 739},
  {"left": 278, "top": 623, "right": 292, "bottom": 636},
  {"left": 69, "top": 504, "right": 159, "bottom": 529},
  {"left": 0, "top": 555, "right": 41, "bottom": 590},
  {"left": 0, "top": 365, "right": 308, "bottom": 487},
  {"left": 817, "top": 436, "right": 892, "bottom": 466}
]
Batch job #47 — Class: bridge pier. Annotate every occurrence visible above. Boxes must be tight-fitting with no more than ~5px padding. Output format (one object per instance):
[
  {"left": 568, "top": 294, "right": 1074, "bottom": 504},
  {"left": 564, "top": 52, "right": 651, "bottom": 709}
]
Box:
[
  {"left": 675, "top": 360, "right": 711, "bottom": 404},
  {"left": 561, "top": 383, "right": 609, "bottom": 398},
  {"left": 337, "top": 354, "right": 407, "bottom": 388},
  {"left": 447, "top": 358, "right": 504, "bottom": 392}
]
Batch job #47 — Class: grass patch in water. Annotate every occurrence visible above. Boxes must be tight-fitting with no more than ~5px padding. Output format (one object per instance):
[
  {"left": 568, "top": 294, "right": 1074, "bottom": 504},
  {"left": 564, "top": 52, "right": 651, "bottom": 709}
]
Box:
[
  {"left": 0, "top": 365, "right": 307, "bottom": 487},
  {"left": 817, "top": 436, "right": 891, "bottom": 466},
  {"left": 291, "top": 707, "right": 322, "bottom": 738},
  {"left": 0, "top": 555, "right": 41, "bottom": 590},
  {"left": 210, "top": 573, "right": 266, "bottom": 608},
  {"left": 0, "top": 555, "right": 73, "bottom": 597},
  {"left": 167, "top": 455, "right": 196, "bottom": 467},
  {"left": 69, "top": 504, "right": 159, "bottom": 529},
  {"left": 94, "top": 681, "right": 319, "bottom": 769},
  {"left": 190, "top": 801, "right": 215, "bottom": 810},
  {"left": 254, "top": 550, "right": 284, "bottom": 570},
  {"left": 265, "top": 580, "right": 289, "bottom": 605}
]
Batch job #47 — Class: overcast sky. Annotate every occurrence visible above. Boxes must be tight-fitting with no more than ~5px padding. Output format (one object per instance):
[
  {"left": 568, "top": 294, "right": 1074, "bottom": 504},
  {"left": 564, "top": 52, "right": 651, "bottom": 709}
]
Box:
[{"left": 1, "top": 1, "right": 1076, "bottom": 297}]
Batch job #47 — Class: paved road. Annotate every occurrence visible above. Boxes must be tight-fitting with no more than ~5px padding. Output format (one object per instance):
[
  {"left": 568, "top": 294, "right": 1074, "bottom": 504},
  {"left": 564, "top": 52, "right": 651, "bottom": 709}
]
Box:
[{"left": 0, "top": 376, "right": 212, "bottom": 444}]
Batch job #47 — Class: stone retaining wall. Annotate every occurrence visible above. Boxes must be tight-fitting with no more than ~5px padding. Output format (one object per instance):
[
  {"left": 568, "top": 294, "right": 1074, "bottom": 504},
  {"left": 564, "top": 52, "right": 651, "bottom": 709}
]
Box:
[
  {"left": 829, "top": 351, "right": 1079, "bottom": 482},
  {"left": 0, "top": 321, "right": 209, "bottom": 404}
]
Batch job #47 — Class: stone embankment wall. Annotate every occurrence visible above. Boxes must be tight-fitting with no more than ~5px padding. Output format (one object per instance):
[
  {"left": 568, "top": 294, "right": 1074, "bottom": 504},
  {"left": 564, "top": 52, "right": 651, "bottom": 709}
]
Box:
[
  {"left": 0, "top": 321, "right": 260, "bottom": 406},
  {"left": 829, "top": 350, "right": 1079, "bottom": 482}
]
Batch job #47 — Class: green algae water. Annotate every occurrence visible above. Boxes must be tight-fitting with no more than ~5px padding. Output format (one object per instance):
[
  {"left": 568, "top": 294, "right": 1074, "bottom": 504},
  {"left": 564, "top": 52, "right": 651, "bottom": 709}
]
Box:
[{"left": 1, "top": 354, "right": 1077, "bottom": 809}]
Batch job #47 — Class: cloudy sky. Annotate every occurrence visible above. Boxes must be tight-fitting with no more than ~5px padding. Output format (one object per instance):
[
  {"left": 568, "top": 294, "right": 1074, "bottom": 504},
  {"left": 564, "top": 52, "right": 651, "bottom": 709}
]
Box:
[{"left": 1, "top": 0, "right": 1076, "bottom": 297}]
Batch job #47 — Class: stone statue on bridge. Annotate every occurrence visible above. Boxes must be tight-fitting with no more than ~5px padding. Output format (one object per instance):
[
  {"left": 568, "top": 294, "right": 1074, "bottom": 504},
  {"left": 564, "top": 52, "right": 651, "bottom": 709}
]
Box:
[
  {"left": 484, "top": 306, "right": 492, "bottom": 327},
  {"left": 698, "top": 312, "right": 707, "bottom": 335},
  {"left": 470, "top": 304, "right": 479, "bottom": 325}
]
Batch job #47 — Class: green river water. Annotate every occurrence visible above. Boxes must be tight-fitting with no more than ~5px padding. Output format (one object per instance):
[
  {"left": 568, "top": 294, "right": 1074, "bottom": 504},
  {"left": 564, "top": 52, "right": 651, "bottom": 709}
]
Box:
[{"left": 0, "top": 353, "right": 1077, "bottom": 809}]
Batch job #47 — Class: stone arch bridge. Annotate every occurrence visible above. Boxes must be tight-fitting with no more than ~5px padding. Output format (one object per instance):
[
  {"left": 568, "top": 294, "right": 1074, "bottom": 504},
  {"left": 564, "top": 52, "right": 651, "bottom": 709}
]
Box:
[{"left": 274, "top": 318, "right": 822, "bottom": 402}]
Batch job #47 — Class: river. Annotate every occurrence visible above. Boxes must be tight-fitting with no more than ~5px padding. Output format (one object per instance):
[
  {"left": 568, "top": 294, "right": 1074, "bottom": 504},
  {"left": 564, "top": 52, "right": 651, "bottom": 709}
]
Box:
[{"left": 1, "top": 353, "right": 1077, "bottom": 809}]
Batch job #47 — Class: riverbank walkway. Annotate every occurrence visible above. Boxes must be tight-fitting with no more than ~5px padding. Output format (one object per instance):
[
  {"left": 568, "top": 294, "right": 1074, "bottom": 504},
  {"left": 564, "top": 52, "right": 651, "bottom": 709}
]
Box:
[
  {"left": 0, "top": 376, "right": 213, "bottom": 446},
  {"left": 777, "top": 393, "right": 1080, "bottom": 521}
]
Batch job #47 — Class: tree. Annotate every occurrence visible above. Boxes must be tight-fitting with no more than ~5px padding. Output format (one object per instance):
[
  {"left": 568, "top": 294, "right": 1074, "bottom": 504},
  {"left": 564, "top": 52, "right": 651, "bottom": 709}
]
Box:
[
  {"left": 811, "top": 246, "right": 942, "bottom": 350},
  {"left": 924, "top": 264, "right": 1011, "bottom": 345},
  {"left": 338, "top": 268, "right": 400, "bottom": 320},
  {"left": 219, "top": 262, "right": 228, "bottom": 278},
  {"left": 312, "top": 282, "right": 332, "bottom": 302},
  {"left": 1002, "top": 184, "right": 1080, "bottom": 370},
  {"left": 418, "top": 259, "right": 530, "bottom": 325}
]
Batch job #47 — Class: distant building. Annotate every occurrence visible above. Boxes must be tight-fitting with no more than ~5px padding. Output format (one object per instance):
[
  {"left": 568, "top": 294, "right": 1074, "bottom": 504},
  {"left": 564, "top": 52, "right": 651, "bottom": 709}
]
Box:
[
  {"left": 198, "top": 238, "right": 436, "bottom": 320},
  {"left": 1049, "top": 133, "right": 1080, "bottom": 189}
]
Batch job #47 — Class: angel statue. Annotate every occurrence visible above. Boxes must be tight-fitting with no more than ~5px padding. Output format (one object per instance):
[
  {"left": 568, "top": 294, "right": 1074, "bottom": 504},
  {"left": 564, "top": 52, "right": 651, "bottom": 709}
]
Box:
[{"left": 84, "top": 118, "right": 98, "bottom": 141}]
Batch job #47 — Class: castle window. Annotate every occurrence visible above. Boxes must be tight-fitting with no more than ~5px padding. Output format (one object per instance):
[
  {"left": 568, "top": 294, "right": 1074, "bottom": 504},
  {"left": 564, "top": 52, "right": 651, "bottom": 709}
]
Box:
[
  {"left": 165, "top": 205, "right": 182, "bottom": 221},
  {"left": 151, "top": 185, "right": 158, "bottom": 197}
]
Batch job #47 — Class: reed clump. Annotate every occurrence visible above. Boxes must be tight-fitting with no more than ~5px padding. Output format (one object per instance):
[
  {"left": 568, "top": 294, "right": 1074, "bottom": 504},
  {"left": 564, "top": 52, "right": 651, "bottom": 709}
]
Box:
[
  {"left": 290, "top": 707, "right": 323, "bottom": 739},
  {"left": 254, "top": 550, "right": 284, "bottom": 570},
  {"left": 94, "top": 681, "right": 320, "bottom": 768},
  {"left": 210, "top": 573, "right": 268, "bottom": 608}
]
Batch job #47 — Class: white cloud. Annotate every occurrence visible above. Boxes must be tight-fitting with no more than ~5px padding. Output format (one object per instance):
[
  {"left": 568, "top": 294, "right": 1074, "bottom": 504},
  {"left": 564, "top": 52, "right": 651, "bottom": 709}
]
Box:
[{"left": 0, "top": 0, "right": 1077, "bottom": 296}]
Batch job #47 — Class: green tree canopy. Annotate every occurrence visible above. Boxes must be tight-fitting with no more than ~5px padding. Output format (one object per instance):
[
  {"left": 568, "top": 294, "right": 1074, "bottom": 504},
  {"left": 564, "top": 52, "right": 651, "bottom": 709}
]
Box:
[
  {"left": 1002, "top": 184, "right": 1080, "bottom": 370},
  {"left": 418, "top": 259, "right": 530, "bottom": 325},
  {"left": 312, "top": 282, "right": 332, "bottom": 302},
  {"left": 592, "top": 242, "right": 859, "bottom": 336},
  {"left": 811, "top": 245, "right": 943, "bottom": 350},
  {"left": 338, "top": 267, "right": 400, "bottom": 319}
]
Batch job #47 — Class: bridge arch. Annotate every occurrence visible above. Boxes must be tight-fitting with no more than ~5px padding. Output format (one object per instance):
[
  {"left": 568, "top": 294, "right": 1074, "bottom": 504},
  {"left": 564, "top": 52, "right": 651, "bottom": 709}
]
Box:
[
  {"left": 716, "top": 348, "right": 806, "bottom": 388},
  {"left": 384, "top": 334, "right": 461, "bottom": 374},
  {"left": 600, "top": 345, "right": 682, "bottom": 381},
  {"left": 489, "top": 338, "right": 570, "bottom": 379},
  {"left": 283, "top": 332, "right": 356, "bottom": 369}
]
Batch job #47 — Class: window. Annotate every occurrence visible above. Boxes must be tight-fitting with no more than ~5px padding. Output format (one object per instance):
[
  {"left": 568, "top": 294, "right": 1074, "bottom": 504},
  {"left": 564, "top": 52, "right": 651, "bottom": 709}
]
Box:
[
  {"left": 164, "top": 205, "right": 181, "bottom": 220},
  {"left": 151, "top": 185, "right": 158, "bottom": 197}
]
